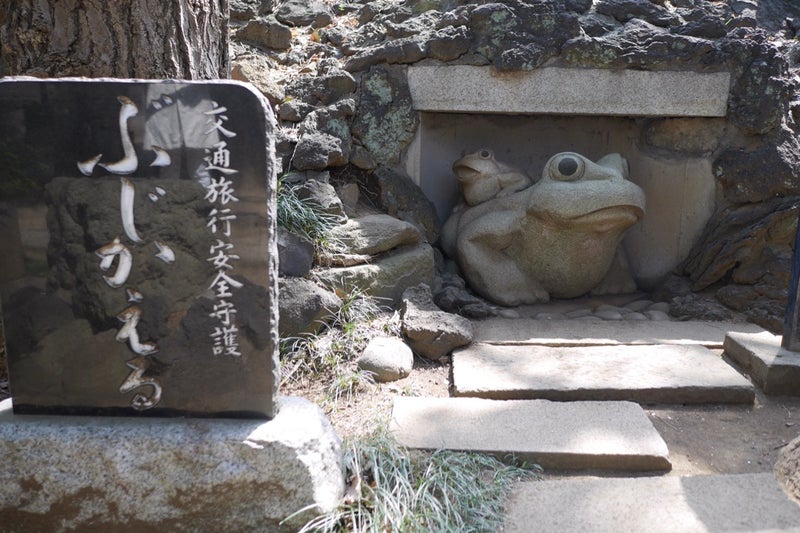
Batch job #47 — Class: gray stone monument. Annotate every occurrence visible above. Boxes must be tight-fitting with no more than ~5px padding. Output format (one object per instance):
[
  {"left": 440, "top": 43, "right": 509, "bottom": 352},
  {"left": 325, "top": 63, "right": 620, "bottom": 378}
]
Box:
[
  {"left": 0, "top": 79, "right": 343, "bottom": 529},
  {"left": 0, "top": 79, "right": 279, "bottom": 417}
]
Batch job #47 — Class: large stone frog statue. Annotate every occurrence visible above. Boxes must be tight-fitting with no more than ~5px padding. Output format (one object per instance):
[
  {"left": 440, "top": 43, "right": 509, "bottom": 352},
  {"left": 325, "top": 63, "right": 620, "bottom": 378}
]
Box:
[{"left": 442, "top": 150, "right": 646, "bottom": 306}]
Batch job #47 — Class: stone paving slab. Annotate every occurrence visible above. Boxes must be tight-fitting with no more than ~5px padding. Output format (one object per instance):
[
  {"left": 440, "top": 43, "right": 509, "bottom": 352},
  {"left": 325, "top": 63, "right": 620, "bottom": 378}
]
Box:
[
  {"left": 725, "top": 331, "right": 800, "bottom": 396},
  {"left": 504, "top": 473, "right": 800, "bottom": 533},
  {"left": 452, "top": 344, "right": 754, "bottom": 404},
  {"left": 475, "top": 318, "right": 765, "bottom": 348},
  {"left": 390, "top": 397, "right": 670, "bottom": 471}
]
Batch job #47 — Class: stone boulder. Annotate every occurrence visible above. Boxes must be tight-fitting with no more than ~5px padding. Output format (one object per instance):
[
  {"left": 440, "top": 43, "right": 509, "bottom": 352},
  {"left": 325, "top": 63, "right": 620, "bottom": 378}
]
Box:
[
  {"left": 723, "top": 28, "right": 793, "bottom": 135},
  {"left": 434, "top": 279, "right": 505, "bottom": 319},
  {"left": 230, "top": 0, "right": 260, "bottom": 21},
  {"left": 314, "top": 242, "right": 435, "bottom": 307},
  {"left": 401, "top": 284, "right": 474, "bottom": 361},
  {"left": 285, "top": 68, "right": 357, "bottom": 108},
  {"left": 595, "top": 0, "right": 681, "bottom": 27},
  {"left": 275, "top": 0, "right": 333, "bottom": 28},
  {"left": 681, "top": 196, "right": 796, "bottom": 332},
  {"left": 427, "top": 25, "right": 471, "bottom": 62},
  {"left": 277, "top": 227, "right": 314, "bottom": 277},
  {"left": 293, "top": 101, "right": 355, "bottom": 171},
  {"left": 713, "top": 131, "right": 800, "bottom": 204},
  {"left": 236, "top": 17, "right": 293, "bottom": 51},
  {"left": 329, "top": 214, "right": 421, "bottom": 256},
  {"left": 469, "top": 1, "right": 580, "bottom": 70},
  {"left": 357, "top": 336, "right": 414, "bottom": 382},
  {"left": 278, "top": 277, "right": 341, "bottom": 338},
  {"left": 562, "top": 19, "right": 721, "bottom": 70},
  {"left": 351, "top": 66, "right": 417, "bottom": 166},
  {"left": 294, "top": 178, "right": 346, "bottom": 218},
  {"left": 231, "top": 54, "right": 286, "bottom": 106},
  {"left": 776, "top": 433, "right": 800, "bottom": 504},
  {"left": 365, "top": 166, "right": 441, "bottom": 244}
]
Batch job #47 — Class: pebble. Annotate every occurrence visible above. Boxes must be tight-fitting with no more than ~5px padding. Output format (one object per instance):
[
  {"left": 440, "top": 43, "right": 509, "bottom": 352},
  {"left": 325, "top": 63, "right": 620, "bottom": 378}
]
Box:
[
  {"left": 645, "top": 310, "right": 671, "bottom": 321},
  {"left": 497, "top": 308, "right": 521, "bottom": 319},
  {"left": 535, "top": 312, "right": 567, "bottom": 320},
  {"left": 624, "top": 312, "right": 648, "bottom": 321},
  {"left": 624, "top": 299, "right": 654, "bottom": 312},
  {"left": 565, "top": 308, "right": 593, "bottom": 318},
  {"left": 594, "top": 309, "right": 623, "bottom": 320},
  {"left": 595, "top": 304, "right": 625, "bottom": 314},
  {"left": 647, "top": 302, "right": 671, "bottom": 313}
]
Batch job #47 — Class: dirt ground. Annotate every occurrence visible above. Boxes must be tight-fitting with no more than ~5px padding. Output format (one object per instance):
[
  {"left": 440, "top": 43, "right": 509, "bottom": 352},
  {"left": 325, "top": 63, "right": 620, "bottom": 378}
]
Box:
[{"left": 648, "top": 391, "right": 800, "bottom": 477}]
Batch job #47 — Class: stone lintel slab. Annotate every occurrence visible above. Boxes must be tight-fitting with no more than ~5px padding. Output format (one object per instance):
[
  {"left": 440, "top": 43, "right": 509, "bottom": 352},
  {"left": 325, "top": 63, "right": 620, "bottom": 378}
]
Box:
[
  {"left": 407, "top": 66, "right": 730, "bottom": 117},
  {"left": 475, "top": 318, "right": 766, "bottom": 348},
  {"left": 0, "top": 397, "right": 343, "bottom": 532},
  {"left": 724, "top": 331, "right": 800, "bottom": 396},
  {"left": 504, "top": 473, "right": 800, "bottom": 533},
  {"left": 390, "top": 397, "right": 670, "bottom": 472},
  {"left": 452, "top": 344, "right": 754, "bottom": 404}
]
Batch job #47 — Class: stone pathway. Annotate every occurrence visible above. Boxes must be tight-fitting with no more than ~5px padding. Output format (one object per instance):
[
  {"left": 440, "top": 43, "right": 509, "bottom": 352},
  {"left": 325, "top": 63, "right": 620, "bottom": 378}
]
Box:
[{"left": 390, "top": 317, "right": 800, "bottom": 530}]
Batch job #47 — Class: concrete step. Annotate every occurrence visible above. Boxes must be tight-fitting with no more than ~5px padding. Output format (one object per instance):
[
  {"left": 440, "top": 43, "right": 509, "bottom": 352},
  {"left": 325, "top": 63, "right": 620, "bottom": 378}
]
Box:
[
  {"left": 452, "top": 343, "right": 755, "bottom": 404},
  {"left": 725, "top": 330, "right": 800, "bottom": 396},
  {"left": 474, "top": 318, "right": 765, "bottom": 348},
  {"left": 504, "top": 473, "right": 800, "bottom": 533},
  {"left": 390, "top": 397, "right": 670, "bottom": 472}
]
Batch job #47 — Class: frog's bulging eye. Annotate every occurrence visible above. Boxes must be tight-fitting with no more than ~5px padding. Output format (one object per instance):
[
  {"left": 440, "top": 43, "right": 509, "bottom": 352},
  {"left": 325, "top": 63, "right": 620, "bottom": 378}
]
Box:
[
  {"left": 480, "top": 149, "right": 492, "bottom": 159},
  {"left": 550, "top": 154, "right": 585, "bottom": 181}
]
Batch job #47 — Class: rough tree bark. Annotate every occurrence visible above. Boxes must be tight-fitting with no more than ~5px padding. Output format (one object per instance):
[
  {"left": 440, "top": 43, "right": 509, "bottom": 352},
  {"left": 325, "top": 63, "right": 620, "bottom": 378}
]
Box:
[{"left": 0, "top": 0, "right": 230, "bottom": 79}]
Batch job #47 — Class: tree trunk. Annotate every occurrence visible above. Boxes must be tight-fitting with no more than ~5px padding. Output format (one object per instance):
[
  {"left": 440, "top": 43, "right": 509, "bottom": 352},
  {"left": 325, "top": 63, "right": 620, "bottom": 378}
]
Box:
[{"left": 0, "top": 0, "right": 229, "bottom": 79}]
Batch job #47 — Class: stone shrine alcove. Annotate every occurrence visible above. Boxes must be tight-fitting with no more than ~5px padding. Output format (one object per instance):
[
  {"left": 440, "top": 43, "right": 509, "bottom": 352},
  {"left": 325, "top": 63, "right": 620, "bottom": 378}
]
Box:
[{"left": 404, "top": 65, "right": 731, "bottom": 292}]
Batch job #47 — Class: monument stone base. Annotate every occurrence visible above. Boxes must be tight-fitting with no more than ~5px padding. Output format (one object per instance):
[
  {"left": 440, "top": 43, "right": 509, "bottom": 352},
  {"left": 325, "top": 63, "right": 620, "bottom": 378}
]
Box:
[{"left": 0, "top": 397, "right": 344, "bottom": 532}]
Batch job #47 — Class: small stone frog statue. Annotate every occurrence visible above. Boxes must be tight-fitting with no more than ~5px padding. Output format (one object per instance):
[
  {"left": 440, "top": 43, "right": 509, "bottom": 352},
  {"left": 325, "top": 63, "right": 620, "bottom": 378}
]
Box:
[
  {"left": 451, "top": 149, "right": 532, "bottom": 206},
  {"left": 442, "top": 151, "right": 646, "bottom": 306}
]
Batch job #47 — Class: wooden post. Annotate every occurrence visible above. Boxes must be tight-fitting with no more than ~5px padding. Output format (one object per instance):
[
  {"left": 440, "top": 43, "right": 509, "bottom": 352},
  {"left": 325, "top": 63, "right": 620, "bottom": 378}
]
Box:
[{"left": 782, "top": 207, "right": 800, "bottom": 351}]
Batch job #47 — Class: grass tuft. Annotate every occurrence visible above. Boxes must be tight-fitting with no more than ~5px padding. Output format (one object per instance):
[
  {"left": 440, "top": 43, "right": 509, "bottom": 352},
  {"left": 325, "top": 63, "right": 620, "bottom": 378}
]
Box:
[
  {"left": 291, "top": 425, "right": 542, "bottom": 532},
  {"left": 280, "top": 290, "right": 399, "bottom": 404},
  {"left": 276, "top": 178, "right": 345, "bottom": 255}
]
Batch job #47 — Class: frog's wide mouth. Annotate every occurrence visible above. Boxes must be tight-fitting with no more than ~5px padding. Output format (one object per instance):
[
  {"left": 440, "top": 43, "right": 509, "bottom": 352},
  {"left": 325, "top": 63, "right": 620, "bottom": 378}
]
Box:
[
  {"left": 453, "top": 163, "right": 481, "bottom": 182},
  {"left": 532, "top": 205, "right": 643, "bottom": 234}
]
